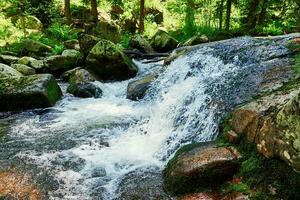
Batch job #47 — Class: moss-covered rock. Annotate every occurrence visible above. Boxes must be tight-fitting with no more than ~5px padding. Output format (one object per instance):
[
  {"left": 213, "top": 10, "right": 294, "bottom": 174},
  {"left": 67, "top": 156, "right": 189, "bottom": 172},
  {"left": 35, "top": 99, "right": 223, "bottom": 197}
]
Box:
[
  {"left": 24, "top": 39, "right": 52, "bottom": 54},
  {"left": 91, "top": 20, "right": 121, "bottom": 43},
  {"left": 163, "top": 142, "right": 241, "bottom": 195},
  {"left": 129, "top": 35, "right": 154, "bottom": 54},
  {"left": 18, "top": 56, "right": 44, "bottom": 71},
  {"left": 78, "top": 34, "right": 101, "bottom": 57},
  {"left": 86, "top": 39, "right": 138, "bottom": 81},
  {"left": 10, "top": 64, "right": 36, "bottom": 75},
  {"left": 0, "top": 55, "right": 19, "bottom": 65},
  {"left": 0, "top": 74, "right": 62, "bottom": 111},
  {"left": 127, "top": 73, "right": 157, "bottom": 100},
  {"left": 150, "top": 29, "right": 178, "bottom": 52},
  {"left": 45, "top": 50, "right": 83, "bottom": 74},
  {"left": 0, "top": 63, "right": 23, "bottom": 79}
]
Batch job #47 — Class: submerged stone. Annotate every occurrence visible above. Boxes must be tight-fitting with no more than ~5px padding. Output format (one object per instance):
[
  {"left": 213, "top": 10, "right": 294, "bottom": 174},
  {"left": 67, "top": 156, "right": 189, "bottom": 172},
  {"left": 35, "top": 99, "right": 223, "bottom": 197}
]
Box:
[
  {"left": 0, "top": 74, "right": 62, "bottom": 111},
  {"left": 127, "top": 73, "right": 157, "bottom": 100}
]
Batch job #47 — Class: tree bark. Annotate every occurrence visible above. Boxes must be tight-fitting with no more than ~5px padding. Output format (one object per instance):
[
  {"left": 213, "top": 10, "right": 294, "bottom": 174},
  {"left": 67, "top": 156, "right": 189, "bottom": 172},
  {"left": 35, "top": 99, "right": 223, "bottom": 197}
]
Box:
[
  {"left": 90, "top": 0, "right": 98, "bottom": 22},
  {"left": 257, "top": 0, "right": 267, "bottom": 26},
  {"left": 139, "top": 0, "right": 145, "bottom": 33},
  {"left": 225, "top": 0, "right": 232, "bottom": 31},
  {"left": 246, "top": 0, "right": 260, "bottom": 29},
  {"left": 297, "top": 2, "right": 300, "bottom": 32},
  {"left": 64, "top": 0, "right": 71, "bottom": 24},
  {"left": 219, "top": 0, "right": 224, "bottom": 30}
]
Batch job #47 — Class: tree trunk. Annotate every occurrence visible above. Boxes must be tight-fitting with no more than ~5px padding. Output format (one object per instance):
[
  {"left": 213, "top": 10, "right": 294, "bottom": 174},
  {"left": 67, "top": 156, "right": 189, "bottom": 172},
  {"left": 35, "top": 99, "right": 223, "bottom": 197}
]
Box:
[
  {"left": 219, "top": 0, "right": 224, "bottom": 30},
  {"left": 90, "top": 0, "right": 98, "bottom": 22},
  {"left": 246, "top": 0, "right": 260, "bottom": 29},
  {"left": 257, "top": 0, "right": 267, "bottom": 26},
  {"left": 64, "top": 0, "right": 71, "bottom": 24},
  {"left": 225, "top": 0, "right": 232, "bottom": 31},
  {"left": 139, "top": 0, "right": 145, "bottom": 33},
  {"left": 297, "top": 3, "right": 300, "bottom": 32}
]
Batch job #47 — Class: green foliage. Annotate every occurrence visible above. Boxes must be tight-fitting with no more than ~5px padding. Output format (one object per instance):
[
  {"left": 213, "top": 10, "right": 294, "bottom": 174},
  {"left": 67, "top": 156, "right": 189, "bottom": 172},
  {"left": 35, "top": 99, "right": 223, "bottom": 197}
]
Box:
[{"left": 46, "top": 23, "right": 78, "bottom": 41}]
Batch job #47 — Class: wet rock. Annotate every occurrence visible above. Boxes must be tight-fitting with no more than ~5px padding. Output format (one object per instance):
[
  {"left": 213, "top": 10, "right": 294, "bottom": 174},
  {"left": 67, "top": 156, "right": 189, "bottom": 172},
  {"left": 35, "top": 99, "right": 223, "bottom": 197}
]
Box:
[
  {"left": 227, "top": 77, "right": 300, "bottom": 171},
  {"left": 67, "top": 82, "right": 102, "bottom": 98},
  {"left": 221, "top": 192, "right": 249, "bottom": 200},
  {"left": 10, "top": 64, "right": 36, "bottom": 75},
  {"left": 225, "top": 130, "right": 239, "bottom": 144},
  {"left": 0, "top": 64, "right": 23, "bottom": 79},
  {"left": 86, "top": 39, "right": 138, "bottom": 81},
  {"left": 129, "top": 35, "right": 154, "bottom": 54},
  {"left": 117, "top": 167, "right": 171, "bottom": 200},
  {"left": 18, "top": 57, "right": 44, "bottom": 71},
  {"left": 150, "top": 28, "right": 178, "bottom": 52},
  {"left": 0, "top": 171, "right": 43, "bottom": 200},
  {"left": 0, "top": 55, "right": 19, "bottom": 65},
  {"left": 24, "top": 39, "right": 52, "bottom": 55},
  {"left": 127, "top": 73, "right": 157, "bottom": 100},
  {"left": 164, "top": 142, "right": 241, "bottom": 195},
  {"left": 78, "top": 34, "right": 101, "bottom": 56},
  {"left": 61, "top": 68, "right": 96, "bottom": 83},
  {"left": 0, "top": 74, "right": 62, "bottom": 111},
  {"left": 180, "top": 192, "right": 219, "bottom": 200},
  {"left": 45, "top": 50, "right": 83, "bottom": 74}
]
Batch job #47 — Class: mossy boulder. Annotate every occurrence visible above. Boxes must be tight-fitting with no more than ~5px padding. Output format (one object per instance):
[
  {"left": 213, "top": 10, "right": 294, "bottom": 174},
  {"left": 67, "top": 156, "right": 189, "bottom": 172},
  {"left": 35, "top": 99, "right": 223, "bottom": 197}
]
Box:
[
  {"left": 0, "top": 55, "right": 19, "bottom": 65},
  {"left": 0, "top": 64, "right": 23, "bottom": 79},
  {"left": 163, "top": 142, "right": 241, "bottom": 195},
  {"left": 0, "top": 74, "right": 62, "bottom": 111},
  {"left": 10, "top": 64, "right": 36, "bottom": 75},
  {"left": 91, "top": 20, "right": 121, "bottom": 43},
  {"left": 64, "top": 39, "right": 80, "bottom": 50},
  {"left": 127, "top": 73, "right": 157, "bottom": 100},
  {"left": 86, "top": 39, "right": 138, "bottom": 81},
  {"left": 24, "top": 39, "right": 52, "bottom": 54},
  {"left": 129, "top": 35, "right": 154, "bottom": 54},
  {"left": 15, "top": 15, "right": 43, "bottom": 30},
  {"left": 78, "top": 34, "right": 101, "bottom": 57},
  {"left": 150, "top": 29, "right": 178, "bottom": 52},
  {"left": 62, "top": 68, "right": 102, "bottom": 98},
  {"left": 45, "top": 50, "right": 83, "bottom": 74},
  {"left": 18, "top": 57, "right": 44, "bottom": 71}
]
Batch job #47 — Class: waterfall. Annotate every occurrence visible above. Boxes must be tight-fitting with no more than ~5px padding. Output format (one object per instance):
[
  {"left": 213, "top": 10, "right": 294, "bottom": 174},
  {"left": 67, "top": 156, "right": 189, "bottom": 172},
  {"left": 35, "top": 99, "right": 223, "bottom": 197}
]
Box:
[{"left": 0, "top": 36, "right": 294, "bottom": 199}]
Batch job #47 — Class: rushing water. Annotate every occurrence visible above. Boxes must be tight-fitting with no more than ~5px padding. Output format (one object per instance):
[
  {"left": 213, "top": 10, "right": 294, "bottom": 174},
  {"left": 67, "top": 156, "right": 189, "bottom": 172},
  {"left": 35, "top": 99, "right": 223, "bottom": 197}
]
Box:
[{"left": 0, "top": 36, "right": 296, "bottom": 199}]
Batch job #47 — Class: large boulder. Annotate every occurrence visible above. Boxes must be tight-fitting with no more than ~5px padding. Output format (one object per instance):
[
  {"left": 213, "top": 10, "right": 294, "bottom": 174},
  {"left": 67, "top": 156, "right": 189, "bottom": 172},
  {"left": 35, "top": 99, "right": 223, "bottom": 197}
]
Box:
[
  {"left": 86, "top": 39, "right": 138, "bottom": 81},
  {"left": 91, "top": 20, "right": 121, "bottom": 43},
  {"left": 0, "top": 74, "right": 62, "bottom": 111},
  {"left": 10, "top": 64, "right": 36, "bottom": 75},
  {"left": 62, "top": 68, "right": 102, "bottom": 98},
  {"left": 0, "top": 63, "right": 23, "bottom": 79},
  {"left": 150, "top": 29, "right": 178, "bottom": 52},
  {"left": 18, "top": 57, "right": 44, "bottom": 71},
  {"left": 0, "top": 55, "right": 19, "bottom": 65},
  {"left": 45, "top": 50, "right": 83, "bottom": 74},
  {"left": 129, "top": 35, "right": 154, "bottom": 54},
  {"left": 78, "top": 34, "right": 101, "bottom": 56},
  {"left": 228, "top": 79, "right": 300, "bottom": 172},
  {"left": 24, "top": 39, "right": 52, "bottom": 54},
  {"left": 164, "top": 143, "right": 241, "bottom": 195},
  {"left": 127, "top": 73, "right": 157, "bottom": 100}
]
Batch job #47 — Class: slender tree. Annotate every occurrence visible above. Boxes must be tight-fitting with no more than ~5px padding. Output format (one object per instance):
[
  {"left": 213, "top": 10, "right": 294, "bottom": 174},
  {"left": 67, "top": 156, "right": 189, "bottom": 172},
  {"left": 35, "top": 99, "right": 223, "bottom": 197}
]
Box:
[
  {"left": 184, "top": 0, "right": 196, "bottom": 35},
  {"left": 246, "top": 0, "right": 260, "bottom": 29},
  {"left": 139, "top": 0, "right": 145, "bottom": 33},
  {"left": 90, "top": 0, "right": 98, "bottom": 22},
  {"left": 64, "top": 0, "right": 71, "bottom": 24},
  {"left": 297, "top": 1, "right": 300, "bottom": 32},
  {"left": 225, "top": 0, "right": 232, "bottom": 31},
  {"left": 219, "top": 0, "right": 224, "bottom": 30},
  {"left": 257, "top": 0, "right": 268, "bottom": 26}
]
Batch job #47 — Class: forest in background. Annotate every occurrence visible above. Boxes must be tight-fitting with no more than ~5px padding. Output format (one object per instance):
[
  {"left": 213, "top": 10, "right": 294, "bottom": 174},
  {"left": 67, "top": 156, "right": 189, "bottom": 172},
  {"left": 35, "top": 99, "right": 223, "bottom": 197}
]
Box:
[{"left": 0, "top": 0, "right": 300, "bottom": 54}]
